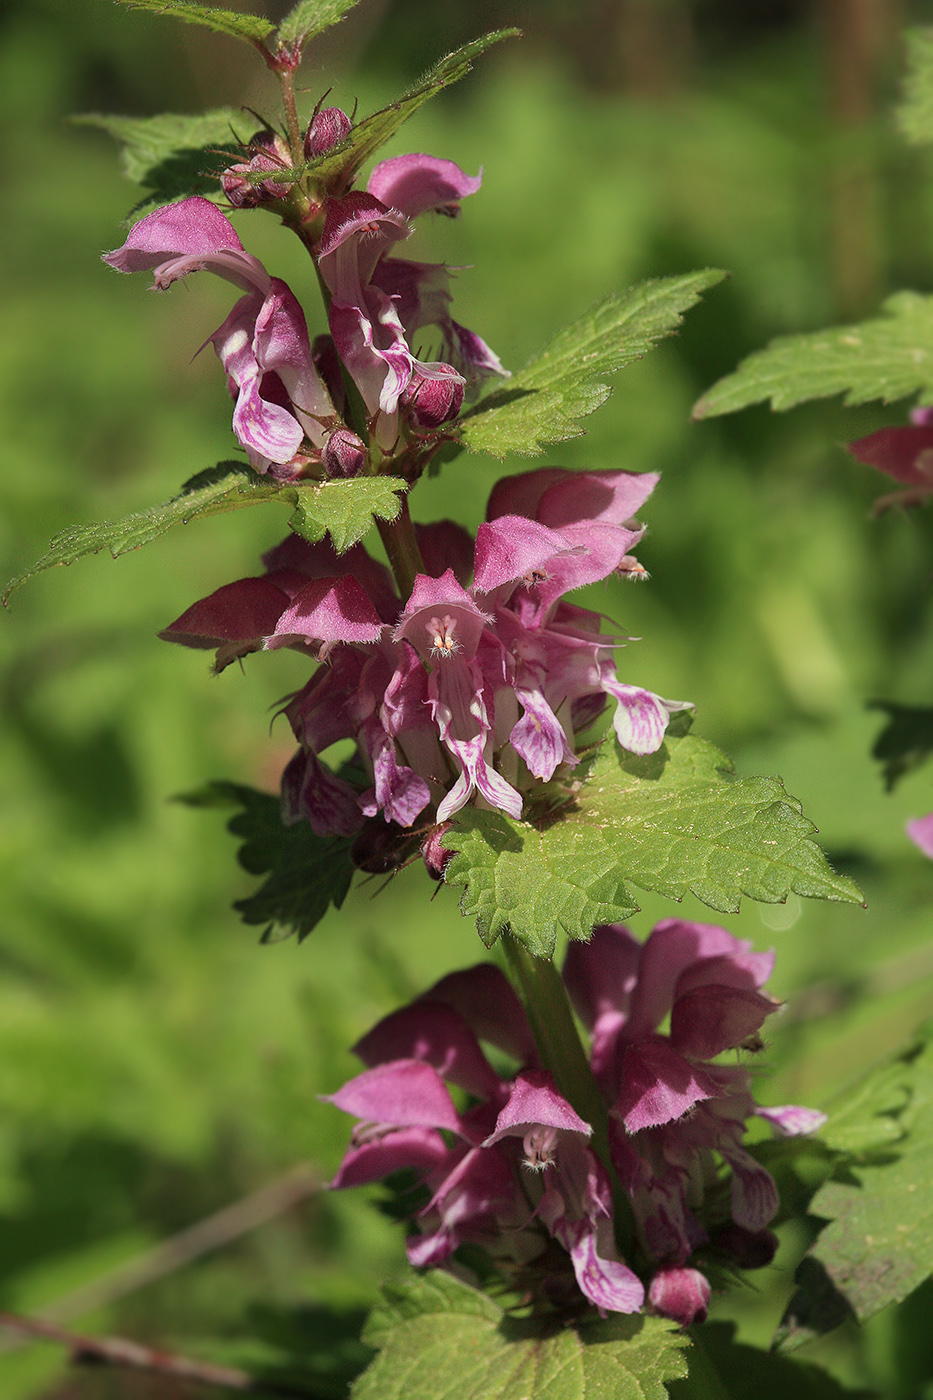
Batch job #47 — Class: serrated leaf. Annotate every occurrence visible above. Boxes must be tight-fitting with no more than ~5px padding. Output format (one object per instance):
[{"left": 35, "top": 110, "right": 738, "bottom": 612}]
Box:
[
  {"left": 2, "top": 467, "right": 405, "bottom": 603},
  {"left": 444, "top": 735, "right": 862, "bottom": 957},
  {"left": 276, "top": 0, "right": 359, "bottom": 50},
  {"left": 779, "top": 1023, "right": 933, "bottom": 1344},
  {"left": 896, "top": 29, "right": 933, "bottom": 146},
  {"left": 354, "top": 1272, "right": 688, "bottom": 1400},
  {"left": 694, "top": 291, "right": 933, "bottom": 418},
  {"left": 293, "top": 476, "right": 404, "bottom": 552},
  {"left": 75, "top": 109, "right": 245, "bottom": 206},
  {"left": 116, "top": 0, "right": 274, "bottom": 46},
  {"left": 459, "top": 270, "right": 726, "bottom": 458},
  {"left": 299, "top": 30, "right": 520, "bottom": 192},
  {"left": 180, "top": 781, "right": 354, "bottom": 941}
]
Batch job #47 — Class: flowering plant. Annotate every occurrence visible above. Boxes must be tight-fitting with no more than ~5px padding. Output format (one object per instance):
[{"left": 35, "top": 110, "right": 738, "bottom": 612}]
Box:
[{"left": 6, "top": 2, "right": 933, "bottom": 1398}]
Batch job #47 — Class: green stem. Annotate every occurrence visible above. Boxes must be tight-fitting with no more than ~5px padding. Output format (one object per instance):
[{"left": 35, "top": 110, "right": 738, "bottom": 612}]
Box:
[
  {"left": 378, "top": 495, "right": 424, "bottom": 600},
  {"left": 278, "top": 67, "right": 303, "bottom": 165},
  {"left": 502, "top": 936, "right": 635, "bottom": 1254}
]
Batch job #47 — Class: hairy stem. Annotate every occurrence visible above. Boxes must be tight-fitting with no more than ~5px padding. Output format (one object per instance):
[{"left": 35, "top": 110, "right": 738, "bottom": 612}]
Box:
[
  {"left": 378, "top": 495, "right": 424, "bottom": 599},
  {"left": 502, "top": 936, "right": 635, "bottom": 1253},
  {"left": 279, "top": 67, "right": 303, "bottom": 164}
]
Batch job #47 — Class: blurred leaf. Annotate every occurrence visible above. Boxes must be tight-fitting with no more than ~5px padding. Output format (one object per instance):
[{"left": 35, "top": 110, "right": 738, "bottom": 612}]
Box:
[
  {"left": 354, "top": 1272, "right": 688, "bottom": 1400},
  {"left": 115, "top": 0, "right": 274, "bottom": 46},
  {"left": 181, "top": 782, "right": 355, "bottom": 942},
  {"left": 461, "top": 270, "right": 726, "bottom": 457},
  {"left": 694, "top": 293, "right": 933, "bottom": 417},
  {"left": 444, "top": 735, "right": 862, "bottom": 957},
  {"left": 296, "top": 31, "right": 521, "bottom": 191},
  {"left": 2, "top": 467, "right": 404, "bottom": 602},
  {"left": 779, "top": 1022, "right": 933, "bottom": 1344},
  {"left": 669, "top": 1321, "right": 874, "bottom": 1400},
  {"left": 277, "top": 0, "right": 360, "bottom": 51},
  {"left": 897, "top": 29, "right": 933, "bottom": 146},
  {"left": 75, "top": 109, "right": 245, "bottom": 207},
  {"left": 869, "top": 701, "right": 933, "bottom": 792}
]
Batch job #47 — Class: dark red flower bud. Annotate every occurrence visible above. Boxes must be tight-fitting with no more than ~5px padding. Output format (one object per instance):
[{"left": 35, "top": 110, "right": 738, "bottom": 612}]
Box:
[
  {"left": 400, "top": 364, "right": 465, "bottom": 429},
  {"left": 305, "top": 107, "right": 352, "bottom": 161},
  {"left": 421, "top": 823, "right": 454, "bottom": 879},
  {"left": 322, "top": 427, "right": 367, "bottom": 477},
  {"left": 221, "top": 132, "right": 291, "bottom": 207}
]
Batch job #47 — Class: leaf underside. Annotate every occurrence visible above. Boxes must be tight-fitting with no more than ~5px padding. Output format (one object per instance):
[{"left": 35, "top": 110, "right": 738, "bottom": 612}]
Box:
[
  {"left": 444, "top": 733, "right": 862, "bottom": 958},
  {"left": 3, "top": 466, "right": 404, "bottom": 603},
  {"left": 353, "top": 1272, "right": 689, "bottom": 1400},
  {"left": 75, "top": 109, "right": 248, "bottom": 211},
  {"left": 694, "top": 291, "right": 933, "bottom": 419},
  {"left": 460, "top": 269, "right": 727, "bottom": 458}
]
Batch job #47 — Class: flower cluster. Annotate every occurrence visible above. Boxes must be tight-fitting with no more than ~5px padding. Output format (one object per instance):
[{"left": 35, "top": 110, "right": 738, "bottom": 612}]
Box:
[
  {"left": 326, "top": 919, "right": 825, "bottom": 1325},
  {"left": 161, "top": 467, "right": 686, "bottom": 844},
  {"left": 103, "top": 113, "right": 507, "bottom": 475}
]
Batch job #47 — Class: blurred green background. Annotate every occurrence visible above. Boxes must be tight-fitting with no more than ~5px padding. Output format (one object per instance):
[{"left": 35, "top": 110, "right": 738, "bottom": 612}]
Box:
[{"left": 2, "top": 0, "right": 933, "bottom": 1395}]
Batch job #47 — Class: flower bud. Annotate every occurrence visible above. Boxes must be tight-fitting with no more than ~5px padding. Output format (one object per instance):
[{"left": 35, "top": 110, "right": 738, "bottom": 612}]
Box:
[
  {"left": 648, "top": 1267, "right": 711, "bottom": 1327},
  {"left": 322, "top": 427, "right": 367, "bottom": 477},
  {"left": 421, "top": 822, "right": 453, "bottom": 879},
  {"left": 221, "top": 132, "right": 291, "bottom": 207},
  {"left": 305, "top": 107, "right": 352, "bottom": 161},
  {"left": 400, "top": 363, "right": 465, "bottom": 429}
]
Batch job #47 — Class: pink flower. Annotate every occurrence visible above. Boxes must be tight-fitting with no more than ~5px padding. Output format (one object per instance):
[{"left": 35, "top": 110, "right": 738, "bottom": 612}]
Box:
[
  {"left": 326, "top": 921, "right": 824, "bottom": 1320},
  {"left": 316, "top": 155, "right": 507, "bottom": 445},
  {"left": 846, "top": 407, "right": 933, "bottom": 513},
  {"left": 907, "top": 813, "right": 933, "bottom": 858},
  {"left": 104, "top": 197, "right": 334, "bottom": 472}
]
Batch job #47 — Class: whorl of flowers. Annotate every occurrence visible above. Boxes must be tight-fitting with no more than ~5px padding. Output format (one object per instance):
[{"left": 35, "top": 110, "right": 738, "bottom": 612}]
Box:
[{"left": 325, "top": 920, "right": 826, "bottom": 1324}]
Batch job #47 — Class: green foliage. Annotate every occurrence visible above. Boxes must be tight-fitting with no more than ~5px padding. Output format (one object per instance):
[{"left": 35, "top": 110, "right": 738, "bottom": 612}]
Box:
[
  {"left": 74, "top": 109, "right": 246, "bottom": 210},
  {"left": 669, "top": 1323, "right": 874, "bottom": 1400},
  {"left": 277, "top": 0, "right": 361, "bottom": 50},
  {"left": 2, "top": 467, "right": 405, "bottom": 603},
  {"left": 444, "top": 734, "right": 862, "bottom": 958},
  {"left": 869, "top": 701, "right": 933, "bottom": 792},
  {"left": 461, "top": 271, "right": 726, "bottom": 457},
  {"left": 301, "top": 31, "right": 521, "bottom": 191},
  {"left": 693, "top": 291, "right": 933, "bottom": 418},
  {"left": 115, "top": 0, "right": 275, "bottom": 46},
  {"left": 780, "top": 1023, "right": 933, "bottom": 1344},
  {"left": 896, "top": 29, "right": 933, "bottom": 146},
  {"left": 353, "top": 1272, "right": 688, "bottom": 1400},
  {"left": 181, "top": 782, "right": 355, "bottom": 942}
]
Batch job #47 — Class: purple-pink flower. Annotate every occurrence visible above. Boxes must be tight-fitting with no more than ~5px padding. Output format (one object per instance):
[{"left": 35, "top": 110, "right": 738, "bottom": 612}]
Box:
[
  {"left": 316, "top": 154, "right": 508, "bottom": 446},
  {"left": 161, "top": 468, "right": 685, "bottom": 837},
  {"left": 325, "top": 920, "right": 825, "bottom": 1322},
  {"left": 104, "top": 197, "right": 335, "bottom": 474},
  {"left": 846, "top": 406, "right": 933, "bottom": 513}
]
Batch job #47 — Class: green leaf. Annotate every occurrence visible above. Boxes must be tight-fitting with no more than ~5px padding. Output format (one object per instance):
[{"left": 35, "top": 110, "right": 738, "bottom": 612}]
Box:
[
  {"left": 115, "top": 0, "right": 274, "bottom": 46},
  {"left": 693, "top": 291, "right": 933, "bottom": 418},
  {"left": 300, "top": 30, "right": 521, "bottom": 191},
  {"left": 779, "top": 1023, "right": 933, "bottom": 1343},
  {"left": 276, "top": 0, "right": 359, "bottom": 50},
  {"left": 460, "top": 270, "right": 726, "bottom": 458},
  {"left": 896, "top": 29, "right": 933, "bottom": 146},
  {"left": 444, "top": 734, "right": 862, "bottom": 957},
  {"left": 74, "top": 109, "right": 245, "bottom": 207},
  {"left": 3, "top": 466, "right": 405, "bottom": 603},
  {"left": 354, "top": 1272, "right": 688, "bottom": 1400},
  {"left": 180, "top": 782, "right": 355, "bottom": 941},
  {"left": 667, "top": 1321, "right": 872, "bottom": 1400},
  {"left": 869, "top": 700, "right": 933, "bottom": 792}
]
